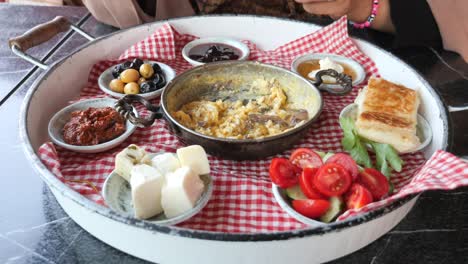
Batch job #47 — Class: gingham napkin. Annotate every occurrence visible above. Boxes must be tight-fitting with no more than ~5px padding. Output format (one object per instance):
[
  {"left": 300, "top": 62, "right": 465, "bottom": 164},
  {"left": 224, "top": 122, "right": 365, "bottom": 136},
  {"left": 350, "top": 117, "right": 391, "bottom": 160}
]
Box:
[{"left": 38, "top": 17, "right": 468, "bottom": 233}]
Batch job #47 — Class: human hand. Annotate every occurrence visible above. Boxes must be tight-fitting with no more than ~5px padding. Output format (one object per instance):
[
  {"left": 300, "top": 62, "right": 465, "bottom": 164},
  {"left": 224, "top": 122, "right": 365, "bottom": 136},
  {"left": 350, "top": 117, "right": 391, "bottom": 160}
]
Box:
[{"left": 295, "top": 0, "right": 373, "bottom": 22}]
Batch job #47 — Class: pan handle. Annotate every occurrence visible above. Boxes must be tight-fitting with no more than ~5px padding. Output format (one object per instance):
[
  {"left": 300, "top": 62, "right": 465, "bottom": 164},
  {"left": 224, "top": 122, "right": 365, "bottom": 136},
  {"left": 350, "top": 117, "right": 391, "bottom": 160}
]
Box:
[
  {"left": 8, "top": 16, "right": 94, "bottom": 70},
  {"left": 115, "top": 95, "right": 164, "bottom": 128},
  {"left": 312, "top": 69, "right": 353, "bottom": 95},
  {"left": 448, "top": 105, "right": 468, "bottom": 112}
]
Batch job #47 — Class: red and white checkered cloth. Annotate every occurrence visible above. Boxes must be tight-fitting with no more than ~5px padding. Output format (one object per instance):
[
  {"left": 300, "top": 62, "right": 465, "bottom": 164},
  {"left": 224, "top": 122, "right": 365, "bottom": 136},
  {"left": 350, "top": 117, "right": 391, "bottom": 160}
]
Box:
[{"left": 38, "top": 17, "right": 468, "bottom": 233}]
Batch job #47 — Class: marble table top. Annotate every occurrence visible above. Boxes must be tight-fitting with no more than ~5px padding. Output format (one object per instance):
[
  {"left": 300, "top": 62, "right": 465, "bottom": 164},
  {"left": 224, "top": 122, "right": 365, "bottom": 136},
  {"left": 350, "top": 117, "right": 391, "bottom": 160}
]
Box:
[{"left": 0, "top": 3, "right": 467, "bottom": 264}]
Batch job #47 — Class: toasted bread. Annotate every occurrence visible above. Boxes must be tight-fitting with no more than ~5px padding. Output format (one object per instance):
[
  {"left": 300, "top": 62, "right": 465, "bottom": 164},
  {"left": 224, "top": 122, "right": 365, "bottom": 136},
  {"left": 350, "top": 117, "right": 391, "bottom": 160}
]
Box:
[{"left": 355, "top": 77, "right": 420, "bottom": 153}]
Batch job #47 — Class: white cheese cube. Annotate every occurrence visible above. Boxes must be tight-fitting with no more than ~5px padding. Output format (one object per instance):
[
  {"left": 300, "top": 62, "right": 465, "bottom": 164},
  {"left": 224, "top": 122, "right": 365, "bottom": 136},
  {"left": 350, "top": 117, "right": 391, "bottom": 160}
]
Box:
[
  {"left": 115, "top": 152, "right": 134, "bottom": 182},
  {"left": 151, "top": 153, "right": 181, "bottom": 176},
  {"left": 176, "top": 145, "right": 210, "bottom": 175},
  {"left": 115, "top": 144, "right": 151, "bottom": 182},
  {"left": 161, "top": 166, "right": 204, "bottom": 218},
  {"left": 130, "top": 164, "right": 165, "bottom": 220}
]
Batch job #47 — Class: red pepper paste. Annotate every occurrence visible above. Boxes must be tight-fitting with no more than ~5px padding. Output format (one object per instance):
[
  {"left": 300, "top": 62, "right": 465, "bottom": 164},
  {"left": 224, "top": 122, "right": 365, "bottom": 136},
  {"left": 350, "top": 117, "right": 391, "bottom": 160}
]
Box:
[{"left": 63, "top": 107, "right": 126, "bottom": 146}]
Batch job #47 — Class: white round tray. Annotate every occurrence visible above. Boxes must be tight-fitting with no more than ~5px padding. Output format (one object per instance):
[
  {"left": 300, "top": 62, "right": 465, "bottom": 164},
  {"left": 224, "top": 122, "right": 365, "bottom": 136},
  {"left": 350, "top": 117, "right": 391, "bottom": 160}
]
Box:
[{"left": 20, "top": 15, "right": 449, "bottom": 264}]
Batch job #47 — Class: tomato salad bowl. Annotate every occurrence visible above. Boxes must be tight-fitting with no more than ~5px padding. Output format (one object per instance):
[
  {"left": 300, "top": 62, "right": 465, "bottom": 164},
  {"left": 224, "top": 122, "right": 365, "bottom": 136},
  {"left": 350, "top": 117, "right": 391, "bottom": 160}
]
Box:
[{"left": 14, "top": 15, "right": 451, "bottom": 264}]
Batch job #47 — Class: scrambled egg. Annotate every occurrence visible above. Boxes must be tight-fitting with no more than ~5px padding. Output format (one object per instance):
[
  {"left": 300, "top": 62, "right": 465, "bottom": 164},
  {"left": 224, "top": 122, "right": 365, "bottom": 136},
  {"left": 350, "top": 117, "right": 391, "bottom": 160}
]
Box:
[{"left": 171, "top": 79, "right": 308, "bottom": 139}]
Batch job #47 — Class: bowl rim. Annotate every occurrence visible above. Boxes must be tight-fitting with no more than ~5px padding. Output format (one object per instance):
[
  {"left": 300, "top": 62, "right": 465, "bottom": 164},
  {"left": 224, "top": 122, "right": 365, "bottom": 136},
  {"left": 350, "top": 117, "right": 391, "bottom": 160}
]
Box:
[
  {"left": 102, "top": 152, "right": 214, "bottom": 226},
  {"left": 181, "top": 37, "right": 250, "bottom": 66},
  {"left": 47, "top": 98, "right": 136, "bottom": 153},
  {"left": 339, "top": 103, "right": 433, "bottom": 154},
  {"left": 291, "top": 52, "right": 366, "bottom": 87},
  {"left": 272, "top": 183, "right": 327, "bottom": 227},
  {"left": 19, "top": 14, "right": 450, "bottom": 242},
  {"left": 98, "top": 61, "right": 176, "bottom": 100},
  {"left": 161, "top": 60, "right": 324, "bottom": 144}
]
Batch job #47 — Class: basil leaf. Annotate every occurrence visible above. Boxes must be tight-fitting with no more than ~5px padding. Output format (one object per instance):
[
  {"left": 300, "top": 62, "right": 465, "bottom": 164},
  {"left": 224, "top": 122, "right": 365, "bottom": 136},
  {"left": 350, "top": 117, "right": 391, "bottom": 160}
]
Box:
[
  {"left": 380, "top": 158, "right": 392, "bottom": 178},
  {"left": 340, "top": 117, "right": 372, "bottom": 168},
  {"left": 388, "top": 181, "right": 394, "bottom": 195},
  {"left": 340, "top": 117, "right": 356, "bottom": 149},
  {"left": 339, "top": 117, "right": 355, "bottom": 132},
  {"left": 370, "top": 142, "right": 403, "bottom": 177},
  {"left": 351, "top": 136, "right": 373, "bottom": 168},
  {"left": 342, "top": 135, "right": 355, "bottom": 151},
  {"left": 385, "top": 145, "right": 403, "bottom": 172}
]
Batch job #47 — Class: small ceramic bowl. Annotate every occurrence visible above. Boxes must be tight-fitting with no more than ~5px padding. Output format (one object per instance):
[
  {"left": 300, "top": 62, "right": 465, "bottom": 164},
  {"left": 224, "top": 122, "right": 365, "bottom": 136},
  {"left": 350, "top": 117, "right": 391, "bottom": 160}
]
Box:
[
  {"left": 48, "top": 98, "right": 136, "bottom": 153},
  {"left": 98, "top": 61, "right": 176, "bottom": 100},
  {"left": 182, "top": 37, "right": 250, "bottom": 67},
  {"left": 340, "top": 104, "right": 433, "bottom": 154},
  {"left": 271, "top": 184, "right": 326, "bottom": 227},
  {"left": 102, "top": 152, "right": 213, "bottom": 225},
  {"left": 291, "top": 53, "right": 366, "bottom": 89}
]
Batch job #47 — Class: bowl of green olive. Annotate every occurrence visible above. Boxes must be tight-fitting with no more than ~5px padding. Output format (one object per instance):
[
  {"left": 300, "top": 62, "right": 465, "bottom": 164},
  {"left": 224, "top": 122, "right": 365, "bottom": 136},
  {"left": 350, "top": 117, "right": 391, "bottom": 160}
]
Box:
[{"left": 98, "top": 58, "right": 176, "bottom": 100}]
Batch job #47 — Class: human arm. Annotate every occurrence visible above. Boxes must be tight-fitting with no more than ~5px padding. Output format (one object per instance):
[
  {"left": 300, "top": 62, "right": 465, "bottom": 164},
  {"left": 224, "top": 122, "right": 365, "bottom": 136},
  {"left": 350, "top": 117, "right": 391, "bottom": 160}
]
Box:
[
  {"left": 295, "top": 0, "right": 443, "bottom": 49},
  {"left": 294, "top": 0, "right": 395, "bottom": 32}
]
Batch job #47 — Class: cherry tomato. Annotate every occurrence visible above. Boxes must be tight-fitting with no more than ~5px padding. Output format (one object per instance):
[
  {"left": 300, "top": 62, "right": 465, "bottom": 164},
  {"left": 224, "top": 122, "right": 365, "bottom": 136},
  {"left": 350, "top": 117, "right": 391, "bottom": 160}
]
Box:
[
  {"left": 290, "top": 148, "right": 323, "bottom": 169},
  {"left": 325, "top": 153, "right": 359, "bottom": 181},
  {"left": 292, "top": 199, "right": 330, "bottom": 219},
  {"left": 299, "top": 167, "right": 326, "bottom": 199},
  {"left": 269, "top": 158, "right": 301, "bottom": 188},
  {"left": 358, "top": 168, "right": 390, "bottom": 200},
  {"left": 345, "top": 183, "right": 373, "bottom": 209},
  {"left": 313, "top": 163, "right": 352, "bottom": 197}
]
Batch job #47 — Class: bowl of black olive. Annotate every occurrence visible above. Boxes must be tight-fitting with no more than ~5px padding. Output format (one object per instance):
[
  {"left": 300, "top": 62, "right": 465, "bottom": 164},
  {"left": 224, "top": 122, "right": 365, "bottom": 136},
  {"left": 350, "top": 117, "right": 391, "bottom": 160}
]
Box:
[
  {"left": 182, "top": 37, "right": 250, "bottom": 67},
  {"left": 98, "top": 58, "right": 176, "bottom": 99}
]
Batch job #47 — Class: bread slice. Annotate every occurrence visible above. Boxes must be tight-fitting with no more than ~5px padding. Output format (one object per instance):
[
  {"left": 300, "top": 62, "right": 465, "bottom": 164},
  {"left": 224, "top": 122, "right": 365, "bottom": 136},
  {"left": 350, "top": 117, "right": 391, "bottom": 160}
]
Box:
[{"left": 354, "top": 77, "right": 420, "bottom": 153}]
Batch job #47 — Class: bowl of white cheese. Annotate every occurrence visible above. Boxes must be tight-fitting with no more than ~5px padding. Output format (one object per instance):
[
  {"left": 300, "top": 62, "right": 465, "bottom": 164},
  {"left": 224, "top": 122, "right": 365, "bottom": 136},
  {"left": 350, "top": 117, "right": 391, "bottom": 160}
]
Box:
[{"left": 102, "top": 144, "right": 213, "bottom": 225}]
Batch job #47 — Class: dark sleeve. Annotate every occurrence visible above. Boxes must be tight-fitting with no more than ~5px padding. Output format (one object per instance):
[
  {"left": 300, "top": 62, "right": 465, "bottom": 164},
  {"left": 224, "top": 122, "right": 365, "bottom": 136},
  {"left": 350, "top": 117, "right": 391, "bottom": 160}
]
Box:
[
  {"left": 136, "top": 0, "right": 156, "bottom": 16},
  {"left": 389, "top": 0, "right": 442, "bottom": 48}
]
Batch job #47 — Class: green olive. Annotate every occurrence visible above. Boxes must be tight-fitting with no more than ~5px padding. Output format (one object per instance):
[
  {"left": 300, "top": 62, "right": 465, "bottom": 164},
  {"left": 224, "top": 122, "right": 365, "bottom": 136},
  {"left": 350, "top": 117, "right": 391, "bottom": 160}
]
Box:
[
  {"left": 124, "top": 82, "right": 140, "bottom": 94},
  {"left": 138, "top": 77, "right": 146, "bottom": 85},
  {"left": 120, "top": 69, "right": 140, "bottom": 83},
  {"left": 109, "top": 79, "right": 125, "bottom": 93},
  {"left": 139, "top": 63, "right": 154, "bottom": 79}
]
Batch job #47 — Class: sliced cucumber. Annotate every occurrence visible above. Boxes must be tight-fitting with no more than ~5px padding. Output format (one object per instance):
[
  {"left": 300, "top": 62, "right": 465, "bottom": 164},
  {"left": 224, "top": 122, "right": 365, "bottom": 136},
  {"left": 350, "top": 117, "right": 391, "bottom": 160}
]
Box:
[
  {"left": 285, "top": 185, "right": 307, "bottom": 200},
  {"left": 322, "top": 152, "right": 335, "bottom": 162},
  {"left": 316, "top": 151, "right": 327, "bottom": 159},
  {"left": 320, "top": 196, "right": 344, "bottom": 223}
]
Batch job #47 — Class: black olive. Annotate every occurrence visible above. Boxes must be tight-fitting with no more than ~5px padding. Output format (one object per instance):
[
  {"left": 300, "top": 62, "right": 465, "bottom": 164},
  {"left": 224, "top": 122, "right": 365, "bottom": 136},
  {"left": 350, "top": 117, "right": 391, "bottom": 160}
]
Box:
[
  {"left": 206, "top": 46, "right": 219, "bottom": 56},
  {"left": 151, "top": 73, "right": 160, "bottom": 84},
  {"left": 112, "top": 64, "right": 122, "bottom": 78},
  {"left": 152, "top": 63, "right": 163, "bottom": 74},
  {"left": 188, "top": 45, "right": 240, "bottom": 63},
  {"left": 139, "top": 81, "right": 156, "bottom": 93},
  {"left": 153, "top": 73, "right": 166, "bottom": 89},
  {"left": 121, "top": 61, "right": 132, "bottom": 70},
  {"left": 131, "top": 58, "right": 144, "bottom": 69}
]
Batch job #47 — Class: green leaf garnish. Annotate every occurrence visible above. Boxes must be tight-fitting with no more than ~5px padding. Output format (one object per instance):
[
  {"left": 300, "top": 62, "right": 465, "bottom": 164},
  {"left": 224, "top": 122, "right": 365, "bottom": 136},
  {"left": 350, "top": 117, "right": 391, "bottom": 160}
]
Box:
[
  {"left": 388, "top": 181, "right": 395, "bottom": 195},
  {"left": 339, "top": 117, "right": 372, "bottom": 168},
  {"left": 340, "top": 116, "right": 356, "bottom": 150},
  {"left": 339, "top": 117, "right": 403, "bottom": 178},
  {"left": 370, "top": 142, "right": 403, "bottom": 177}
]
